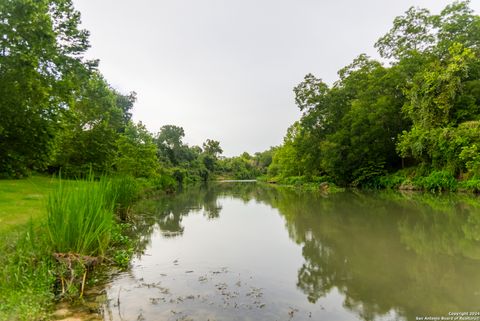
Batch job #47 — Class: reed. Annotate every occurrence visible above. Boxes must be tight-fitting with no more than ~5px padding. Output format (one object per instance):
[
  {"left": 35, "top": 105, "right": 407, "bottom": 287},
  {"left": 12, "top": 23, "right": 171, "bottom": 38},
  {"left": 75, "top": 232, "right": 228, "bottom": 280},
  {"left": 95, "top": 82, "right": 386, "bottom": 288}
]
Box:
[{"left": 46, "top": 177, "right": 114, "bottom": 257}]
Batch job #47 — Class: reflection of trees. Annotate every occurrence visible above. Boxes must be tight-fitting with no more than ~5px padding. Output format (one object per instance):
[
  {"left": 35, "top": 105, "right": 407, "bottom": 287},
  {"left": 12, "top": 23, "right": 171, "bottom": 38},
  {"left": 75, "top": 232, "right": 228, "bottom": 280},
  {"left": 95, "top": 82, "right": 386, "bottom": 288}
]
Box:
[
  {"left": 209, "top": 185, "right": 480, "bottom": 320},
  {"left": 394, "top": 192, "right": 480, "bottom": 260},
  {"left": 264, "top": 189, "right": 480, "bottom": 321},
  {"left": 297, "top": 240, "right": 337, "bottom": 303},
  {"left": 130, "top": 183, "right": 480, "bottom": 321},
  {"left": 132, "top": 186, "right": 213, "bottom": 238},
  {"left": 128, "top": 182, "right": 267, "bottom": 251},
  {"left": 203, "top": 187, "right": 222, "bottom": 219}
]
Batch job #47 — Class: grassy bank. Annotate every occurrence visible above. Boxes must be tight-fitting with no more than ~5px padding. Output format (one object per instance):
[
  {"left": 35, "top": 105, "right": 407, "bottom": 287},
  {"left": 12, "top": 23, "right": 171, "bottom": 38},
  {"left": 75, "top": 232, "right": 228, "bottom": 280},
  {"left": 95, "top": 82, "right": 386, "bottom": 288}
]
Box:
[
  {"left": 0, "top": 176, "right": 66, "bottom": 320},
  {"left": 0, "top": 175, "right": 163, "bottom": 320}
]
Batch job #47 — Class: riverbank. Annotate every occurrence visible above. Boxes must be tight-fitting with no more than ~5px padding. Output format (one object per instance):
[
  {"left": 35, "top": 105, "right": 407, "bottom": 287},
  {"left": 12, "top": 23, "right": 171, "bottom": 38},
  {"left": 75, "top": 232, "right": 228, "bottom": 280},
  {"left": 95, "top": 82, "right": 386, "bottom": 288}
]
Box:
[
  {"left": 0, "top": 175, "right": 172, "bottom": 320},
  {"left": 373, "top": 168, "right": 480, "bottom": 193},
  {"left": 257, "top": 176, "right": 345, "bottom": 194},
  {"left": 0, "top": 176, "right": 71, "bottom": 320},
  {"left": 263, "top": 167, "right": 480, "bottom": 194}
]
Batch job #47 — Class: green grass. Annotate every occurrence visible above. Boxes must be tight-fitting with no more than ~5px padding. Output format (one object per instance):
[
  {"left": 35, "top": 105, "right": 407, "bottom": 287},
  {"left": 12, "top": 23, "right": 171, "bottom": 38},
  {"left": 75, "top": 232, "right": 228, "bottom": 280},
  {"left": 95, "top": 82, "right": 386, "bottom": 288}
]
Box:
[
  {"left": 0, "top": 176, "right": 63, "bottom": 319},
  {"left": 0, "top": 225, "right": 56, "bottom": 321},
  {"left": 0, "top": 176, "right": 60, "bottom": 234},
  {"left": 414, "top": 170, "right": 458, "bottom": 192},
  {"left": 0, "top": 176, "right": 87, "bottom": 319}
]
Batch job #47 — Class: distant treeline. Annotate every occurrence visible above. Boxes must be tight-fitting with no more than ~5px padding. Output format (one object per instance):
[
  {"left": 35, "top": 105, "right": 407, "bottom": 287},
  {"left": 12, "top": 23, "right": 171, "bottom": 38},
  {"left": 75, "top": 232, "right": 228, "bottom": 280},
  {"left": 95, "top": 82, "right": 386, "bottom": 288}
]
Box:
[
  {"left": 0, "top": 0, "right": 227, "bottom": 183},
  {"left": 265, "top": 1, "right": 480, "bottom": 191}
]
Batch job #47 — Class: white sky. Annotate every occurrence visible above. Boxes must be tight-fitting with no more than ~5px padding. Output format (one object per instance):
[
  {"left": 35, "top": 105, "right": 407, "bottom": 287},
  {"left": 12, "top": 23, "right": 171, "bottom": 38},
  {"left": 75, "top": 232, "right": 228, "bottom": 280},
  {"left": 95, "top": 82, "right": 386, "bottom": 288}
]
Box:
[{"left": 72, "top": 0, "right": 480, "bottom": 156}]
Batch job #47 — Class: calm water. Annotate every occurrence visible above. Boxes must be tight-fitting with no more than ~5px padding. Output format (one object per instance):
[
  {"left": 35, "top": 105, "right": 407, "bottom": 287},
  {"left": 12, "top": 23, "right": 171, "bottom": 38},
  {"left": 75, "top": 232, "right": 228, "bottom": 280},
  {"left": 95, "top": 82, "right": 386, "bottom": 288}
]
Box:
[{"left": 101, "top": 182, "right": 480, "bottom": 321}]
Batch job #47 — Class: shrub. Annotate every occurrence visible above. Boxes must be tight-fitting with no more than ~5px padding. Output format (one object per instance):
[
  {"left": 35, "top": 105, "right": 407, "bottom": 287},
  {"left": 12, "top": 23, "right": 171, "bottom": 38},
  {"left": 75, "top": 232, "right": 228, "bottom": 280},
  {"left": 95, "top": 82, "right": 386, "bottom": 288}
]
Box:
[
  {"left": 106, "top": 176, "right": 140, "bottom": 220},
  {"left": 458, "top": 178, "right": 480, "bottom": 193},
  {"left": 281, "top": 176, "right": 306, "bottom": 186},
  {"left": 172, "top": 167, "right": 187, "bottom": 184},
  {"left": 109, "top": 223, "right": 135, "bottom": 269},
  {"left": 309, "top": 175, "right": 330, "bottom": 184},
  {"left": 376, "top": 172, "right": 407, "bottom": 189},
  {"left": 416, "top": 170, "right": 457, "bottom": 192},
  {"left": 351, "top": 162, "right": 387, "bottom": 187},
  {"left": 149, "top": 174, "right": 177, "bottom": 192}
]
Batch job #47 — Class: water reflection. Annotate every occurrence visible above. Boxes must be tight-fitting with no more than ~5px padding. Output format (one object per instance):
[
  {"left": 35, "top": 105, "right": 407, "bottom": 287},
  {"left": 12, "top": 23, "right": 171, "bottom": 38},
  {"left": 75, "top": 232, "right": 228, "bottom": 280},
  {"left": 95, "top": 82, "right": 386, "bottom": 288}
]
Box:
[
  {"left": 110, "top": 183, "right": 480, "bottom": 321},
  {"left": 131, "top": 185, "right": 223, "bottom": 239}
]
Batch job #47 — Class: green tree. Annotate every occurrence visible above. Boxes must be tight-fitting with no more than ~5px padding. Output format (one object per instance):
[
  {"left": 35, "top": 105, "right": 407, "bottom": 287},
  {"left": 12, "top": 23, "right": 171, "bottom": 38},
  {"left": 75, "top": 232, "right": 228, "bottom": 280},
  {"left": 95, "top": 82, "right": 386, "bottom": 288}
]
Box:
[
  {"left": 156, "top": 125, "right": 186, "bottom": 165},
  {"left": 322, "top": 59, "right": 407, "bottom": 185},
  {"left": 375, "top": 6, "right": 436, "bottom": 60},
  {"left": 0, "top": 0, "right": 90, "bottom": 177},
  {"left": 268, "top": 122, "right": 303, "bottom": 179},
  {"left": 397, "top": 44, "right": 478, "bottom": 174},
  {"left": 52, "top": 73, "right": 134, "bottom": 176},
  {"left": 253, "top": 147, "right": 276, "bottom": 174},
  {"left": 115, "top": 122, "right": 159, "bottom": 178},
  {"left": 202, "top": 139, "right": 223, "bottom": 158},
  {"left": 268, "top": 1, "right": 480, "bottom": 186}
]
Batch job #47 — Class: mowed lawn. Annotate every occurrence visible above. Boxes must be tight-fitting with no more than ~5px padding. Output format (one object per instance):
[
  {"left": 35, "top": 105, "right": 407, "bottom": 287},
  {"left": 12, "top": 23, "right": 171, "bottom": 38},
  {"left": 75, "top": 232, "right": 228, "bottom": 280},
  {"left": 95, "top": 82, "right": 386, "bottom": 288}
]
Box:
[{"left": 0, "top": 176, "right": 59, "bottom": 234}]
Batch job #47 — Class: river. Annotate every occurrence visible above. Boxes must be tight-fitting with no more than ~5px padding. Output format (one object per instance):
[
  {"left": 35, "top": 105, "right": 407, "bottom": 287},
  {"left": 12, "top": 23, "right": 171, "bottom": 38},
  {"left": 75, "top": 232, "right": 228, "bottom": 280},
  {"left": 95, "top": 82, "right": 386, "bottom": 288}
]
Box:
[{"left": 98, "top": 182, "right": 480, "bottom": 321}]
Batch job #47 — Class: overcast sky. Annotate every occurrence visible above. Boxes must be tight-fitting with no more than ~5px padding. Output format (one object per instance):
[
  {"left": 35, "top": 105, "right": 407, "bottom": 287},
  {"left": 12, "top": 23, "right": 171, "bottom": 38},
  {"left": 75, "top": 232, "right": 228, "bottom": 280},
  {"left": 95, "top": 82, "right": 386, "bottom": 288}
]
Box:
[{"left": 72, "top": 0, "right": 480, "bottom": 156}]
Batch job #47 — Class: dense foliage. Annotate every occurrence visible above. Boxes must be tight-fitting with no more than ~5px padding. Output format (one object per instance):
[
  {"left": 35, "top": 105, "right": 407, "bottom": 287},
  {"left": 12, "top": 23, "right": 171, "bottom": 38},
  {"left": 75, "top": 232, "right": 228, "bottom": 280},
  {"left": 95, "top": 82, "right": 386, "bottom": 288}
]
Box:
[
  {"left": 217, "top": 148, "right": 276, "bottom": 180},
  {"left": 0, "top": 0, "right": 223, "bottom": 183},
  {"left": 268, "top": 1, "right": 480, "bottom": 189}
]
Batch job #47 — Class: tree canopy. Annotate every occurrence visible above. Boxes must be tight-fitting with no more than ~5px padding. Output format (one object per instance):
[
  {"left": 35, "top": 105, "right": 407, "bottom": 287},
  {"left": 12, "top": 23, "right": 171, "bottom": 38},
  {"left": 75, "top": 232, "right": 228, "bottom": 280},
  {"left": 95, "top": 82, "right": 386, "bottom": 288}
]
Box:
[{"left": 267, "top": 1, "right": 480, "bottom": 188}]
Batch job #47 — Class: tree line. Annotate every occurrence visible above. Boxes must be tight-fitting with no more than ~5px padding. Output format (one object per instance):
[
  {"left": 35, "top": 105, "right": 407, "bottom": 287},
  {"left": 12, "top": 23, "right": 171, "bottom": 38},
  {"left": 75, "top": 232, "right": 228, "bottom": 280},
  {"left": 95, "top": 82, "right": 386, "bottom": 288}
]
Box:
[
  {"left": 4, "top": 0, "right": 479, "bottom": 190},
  {"left": 0, "top": 0, "right": 225, "bottom": 183},
  {"left": 267, "top": 1, "right": 480, "bottom": 190}
]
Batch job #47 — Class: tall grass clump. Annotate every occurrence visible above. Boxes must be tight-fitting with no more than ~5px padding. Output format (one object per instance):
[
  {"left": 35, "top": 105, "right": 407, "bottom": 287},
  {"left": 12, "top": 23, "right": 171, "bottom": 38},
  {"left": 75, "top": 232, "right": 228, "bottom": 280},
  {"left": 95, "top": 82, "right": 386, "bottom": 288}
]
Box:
[
  {"left": 46, "top": 177, "right": 115, "bottom": 257},
  {"left": 105, "top": 175, "right": 140, "bottom": 220},
  {"left": 46, "top": 176, "right": 120, "bottom": 297}
]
